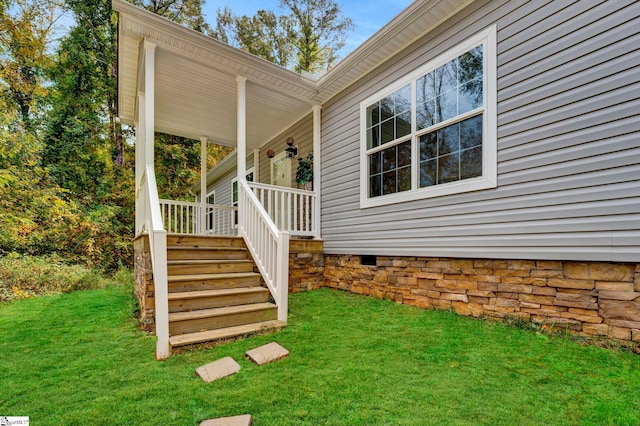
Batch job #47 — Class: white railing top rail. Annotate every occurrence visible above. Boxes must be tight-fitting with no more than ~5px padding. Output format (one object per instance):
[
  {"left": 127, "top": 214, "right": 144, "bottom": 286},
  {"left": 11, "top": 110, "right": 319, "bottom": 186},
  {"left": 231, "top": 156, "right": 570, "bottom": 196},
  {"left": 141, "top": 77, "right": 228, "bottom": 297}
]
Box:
[
  {"left": 248, "top": 181, "right": 315, "bottom": 196},
  {"left": 159, "top": 199, "right": 237, "bottom": 211},
  {"left": 240, "top": 180, "right": 281, "bottom": 239}
]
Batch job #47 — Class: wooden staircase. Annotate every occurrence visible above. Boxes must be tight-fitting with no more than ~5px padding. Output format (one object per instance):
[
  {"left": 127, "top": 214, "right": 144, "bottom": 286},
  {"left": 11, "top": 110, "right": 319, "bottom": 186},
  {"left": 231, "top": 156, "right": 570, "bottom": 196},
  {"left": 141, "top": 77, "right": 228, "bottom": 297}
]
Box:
[{"left": 166, "top": 235, "right": 284, "bottom": 348}]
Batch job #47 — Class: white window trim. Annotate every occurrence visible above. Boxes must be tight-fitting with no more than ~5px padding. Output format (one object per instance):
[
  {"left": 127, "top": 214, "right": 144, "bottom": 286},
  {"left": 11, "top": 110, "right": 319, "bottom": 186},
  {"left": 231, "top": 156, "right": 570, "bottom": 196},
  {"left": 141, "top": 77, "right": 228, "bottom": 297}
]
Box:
[
  {"left": 205, "top": 189, "right": 215, "bottom": 204},
  {"left": 359, "top": 25, "right": 497, "bottom": 209}
]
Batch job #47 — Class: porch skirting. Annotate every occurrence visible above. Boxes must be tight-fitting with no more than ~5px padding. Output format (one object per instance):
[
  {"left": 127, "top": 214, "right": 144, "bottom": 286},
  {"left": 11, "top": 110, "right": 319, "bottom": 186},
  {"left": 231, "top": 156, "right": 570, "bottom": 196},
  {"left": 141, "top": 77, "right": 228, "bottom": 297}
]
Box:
[{"left": 323, "top": 255, "right": 640, "bottom": 346}]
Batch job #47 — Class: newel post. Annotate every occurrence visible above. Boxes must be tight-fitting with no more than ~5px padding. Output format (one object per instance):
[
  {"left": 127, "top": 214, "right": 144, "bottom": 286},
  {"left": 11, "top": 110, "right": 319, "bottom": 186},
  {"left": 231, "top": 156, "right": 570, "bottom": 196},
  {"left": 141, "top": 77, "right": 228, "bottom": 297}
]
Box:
[{"left": 277, "top": 231, "right": 290, "bottom": 323}]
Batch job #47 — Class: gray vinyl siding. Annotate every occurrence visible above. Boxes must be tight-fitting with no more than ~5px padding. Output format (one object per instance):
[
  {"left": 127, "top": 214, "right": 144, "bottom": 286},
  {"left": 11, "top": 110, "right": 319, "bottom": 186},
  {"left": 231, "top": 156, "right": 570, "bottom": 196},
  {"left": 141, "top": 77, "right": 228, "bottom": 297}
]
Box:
[
  {"left": 320, "top": 0, "right": 640, "bottom": 262},
  {"left": 207, "top": 152, "right": 253, "bottom": 206},
  {"left": 258, "top": 113, "right": 313, "bottom": 185}
]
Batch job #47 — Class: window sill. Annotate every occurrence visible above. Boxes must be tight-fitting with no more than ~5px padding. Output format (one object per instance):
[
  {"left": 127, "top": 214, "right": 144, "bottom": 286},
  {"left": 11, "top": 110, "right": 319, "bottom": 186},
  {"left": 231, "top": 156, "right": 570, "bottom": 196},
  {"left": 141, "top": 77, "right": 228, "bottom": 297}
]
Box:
[{"left": 359, "top": 175, "right": 496, "bottom": 209}]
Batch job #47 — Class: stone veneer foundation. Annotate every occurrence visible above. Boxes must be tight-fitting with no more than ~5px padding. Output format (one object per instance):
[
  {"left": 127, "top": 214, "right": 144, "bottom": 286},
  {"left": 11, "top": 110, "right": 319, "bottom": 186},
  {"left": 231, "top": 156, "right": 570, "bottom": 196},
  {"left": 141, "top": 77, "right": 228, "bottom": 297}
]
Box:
[
  {"left": 324, "top": 255, "right": 640, "bottom": 346},
  {"left": 134, "top": 234, "right": 640, "bottom": 347}
]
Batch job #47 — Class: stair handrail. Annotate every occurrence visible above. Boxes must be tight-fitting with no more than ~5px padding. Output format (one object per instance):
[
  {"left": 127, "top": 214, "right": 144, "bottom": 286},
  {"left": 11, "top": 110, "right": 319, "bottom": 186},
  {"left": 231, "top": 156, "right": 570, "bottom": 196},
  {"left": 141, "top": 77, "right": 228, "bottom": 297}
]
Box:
[
  {"left": 137, "top": 166, "right": 170, "bottom": 359},
  {"left": 238, "top": 179, "right": 289, "bottom": 323}
]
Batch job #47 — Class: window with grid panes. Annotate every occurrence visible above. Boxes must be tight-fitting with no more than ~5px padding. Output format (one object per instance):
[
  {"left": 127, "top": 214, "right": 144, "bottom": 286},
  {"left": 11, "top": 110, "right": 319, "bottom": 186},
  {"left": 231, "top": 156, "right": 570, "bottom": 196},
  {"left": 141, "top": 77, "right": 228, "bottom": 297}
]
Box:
[{"left": 360, "top": 27, "right": 496, "bottom": 208}]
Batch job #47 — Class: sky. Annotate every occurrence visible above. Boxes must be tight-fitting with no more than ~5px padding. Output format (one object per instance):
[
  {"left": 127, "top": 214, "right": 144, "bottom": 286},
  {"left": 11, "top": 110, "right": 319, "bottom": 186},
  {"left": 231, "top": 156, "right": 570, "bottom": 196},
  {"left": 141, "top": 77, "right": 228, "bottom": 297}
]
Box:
[{"left": 202, "top": 0, "right": 414, "bottom": 61}]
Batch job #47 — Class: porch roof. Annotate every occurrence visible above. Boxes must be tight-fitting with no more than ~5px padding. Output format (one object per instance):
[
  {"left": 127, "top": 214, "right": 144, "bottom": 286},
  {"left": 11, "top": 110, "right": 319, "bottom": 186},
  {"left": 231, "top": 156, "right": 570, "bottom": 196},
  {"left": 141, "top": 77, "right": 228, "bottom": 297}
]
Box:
[{"left": 114, "top": 0, "right": 473, "bottom": 148}]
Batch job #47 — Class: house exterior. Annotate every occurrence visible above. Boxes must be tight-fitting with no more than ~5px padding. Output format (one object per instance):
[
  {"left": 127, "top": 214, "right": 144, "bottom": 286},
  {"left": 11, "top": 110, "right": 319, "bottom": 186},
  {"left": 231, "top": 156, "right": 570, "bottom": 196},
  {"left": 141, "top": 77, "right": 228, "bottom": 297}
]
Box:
[{"left": 115, "top": 0, "right": 640, "bottom": 358}]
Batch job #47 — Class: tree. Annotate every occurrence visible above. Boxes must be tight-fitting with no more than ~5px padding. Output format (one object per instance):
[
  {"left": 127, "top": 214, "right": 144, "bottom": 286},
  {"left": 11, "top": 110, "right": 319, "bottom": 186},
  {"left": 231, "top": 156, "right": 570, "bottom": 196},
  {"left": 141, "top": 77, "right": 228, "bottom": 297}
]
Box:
[
  {"left": 281, "top": 0, "right": 353, "bottom": 73},
  {"left": 214, "top": 7, "right": 293, "bottom": 68},
  {"left": 130, "top": 0, "right": 211, "bottom": 32},
  {"left": 0, "top": 0, "right": 57, "bottom": 131},
  {"left": 43, "top": 0, "right": 114, "bottom": 198},
  {"left": 212, "top": 0, "right": 353, "bottom": 73}
]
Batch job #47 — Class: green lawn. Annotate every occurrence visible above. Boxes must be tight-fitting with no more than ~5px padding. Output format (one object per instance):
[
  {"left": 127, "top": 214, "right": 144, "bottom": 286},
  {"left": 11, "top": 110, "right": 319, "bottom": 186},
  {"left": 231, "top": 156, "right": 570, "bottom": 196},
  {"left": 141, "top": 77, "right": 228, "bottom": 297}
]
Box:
[{"left": 1, "top": 285, "right": 639, "bottom": 425}]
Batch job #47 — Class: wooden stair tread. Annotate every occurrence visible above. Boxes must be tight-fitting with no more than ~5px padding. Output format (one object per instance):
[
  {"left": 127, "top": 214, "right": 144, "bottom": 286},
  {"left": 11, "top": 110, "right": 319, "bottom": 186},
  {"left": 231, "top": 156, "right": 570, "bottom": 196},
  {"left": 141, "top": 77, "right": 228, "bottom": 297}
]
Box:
[
  {"left": 168, "top": 287, "right": 268, "bottom": 300},
  {"left": 167, "top": 259, "right": 252, "bottom": 265},
  {"left": 169, "top": 320, "right": 285, "bottom": 347},
  {"left": 167, "top": 246, "right": 246, "bottom": 251},
  {"left": 169, "top": 302, "right": 276, "bottom": 322},
  {"left": 168, "top": 272, "right": 260, "bottom": 282}
]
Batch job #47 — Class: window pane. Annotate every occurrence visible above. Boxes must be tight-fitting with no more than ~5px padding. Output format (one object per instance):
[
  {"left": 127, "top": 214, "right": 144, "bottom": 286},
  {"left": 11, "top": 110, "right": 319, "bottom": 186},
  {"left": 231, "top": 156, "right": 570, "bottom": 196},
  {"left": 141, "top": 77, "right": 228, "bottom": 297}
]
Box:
[
  {"left": 417, "top": 73, "right": 436, "bottom": 104},
  {"left": 420, "top": 159, "right": 437, "bottom": 187},
  {"left": 459, "top": 77, "right": 482, "bottom": 114},
  {"left": 366, "top": 102, "right": 379, "bottom": 127},
  {"left": 398, "top": 166, "right": 411, "bottom": 192},
  {"left": 460, "top": 114, "right": 482, "bottom": 150},
  {"left": 396, "top": 111, "right": 411, "bottom": 139},
  {"left": 395, "top": 84, "right": 411, "bottom": 114},
  {"left": 381, "top": 119, "right": 394, "bottom": 144},
  {"left": 380, "top": 96, "right": 394, "bottom": 121},
  {"left": 420, "top": 132, "right": 437, "bottom": 161},
  {"left": 438, "top": 124, "right": 459, "bottom": 156},
  {"left": 417, "top": 100, "right": 435, "bottom": 130},
  {"left": 435, "top": 61, "right": 457, "bottom": 97},
  {"left": 398, "top": 141, "right": 411, "bottom": 167},
  {"left": 461, "top": 146, "right": 482, "bottom": 180},
  {"left": 437, "top": 89, "right": 457, "bottom": 122},
  {"left": 367, "top": 124, "right": 380, "bottom": 149},
  {"left": 382, "top": 145, "right": 396, "bottom": 170},
  {"left": 438, "top": 152, "right": 459, "bottom": 184},
  {"left": 369, "top": 151, "right": 381, "bottom": 175},
  {"left": 383, "top": 171, "right": 396, "bottom": 195},
  {"left": 369, "top": 174, "right": 381, "bottom": 198},
  {"left": 458, "top": 45, "right": 483, "bottom": 85}
]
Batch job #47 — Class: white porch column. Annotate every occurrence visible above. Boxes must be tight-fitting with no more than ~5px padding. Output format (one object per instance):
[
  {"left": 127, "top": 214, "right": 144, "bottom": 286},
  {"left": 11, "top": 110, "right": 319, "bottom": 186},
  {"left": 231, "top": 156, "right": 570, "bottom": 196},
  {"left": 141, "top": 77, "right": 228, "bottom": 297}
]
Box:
[
  {"left": 312, "top": 105, "right": 322, "bottom": 239},
  {"left": 236, "top": 76, "right": 247, "bottom": 180},
  {"left": 236, "top": 76, "right": 247, "bottom": 237},
  {"left": 143, "top": 40, "right": 156, "bottom": 170},
  {"left": 200, "top": 137, "right": 208, "bottom": 234}
]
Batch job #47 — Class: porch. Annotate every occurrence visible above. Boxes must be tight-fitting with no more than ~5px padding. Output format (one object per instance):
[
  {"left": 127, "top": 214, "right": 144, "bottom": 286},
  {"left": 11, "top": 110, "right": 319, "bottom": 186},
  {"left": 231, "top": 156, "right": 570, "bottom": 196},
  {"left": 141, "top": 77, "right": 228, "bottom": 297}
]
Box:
[{"left": 115, "top": 1, "right": 323, "bottom": 358}]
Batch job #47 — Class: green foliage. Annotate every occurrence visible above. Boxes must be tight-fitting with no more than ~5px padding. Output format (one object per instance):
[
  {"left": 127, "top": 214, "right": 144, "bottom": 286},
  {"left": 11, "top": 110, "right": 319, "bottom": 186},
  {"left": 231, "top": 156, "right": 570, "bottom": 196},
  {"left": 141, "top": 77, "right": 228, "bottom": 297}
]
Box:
[
  {"left": 212, "top": 0, "right": 353, "bottom": 73},
  {"left": 130, "top": 0, "right": 211, "bottom": 32},
  {"left": 294, "top": 151, "right": 313, "bottom": 187},
  {"left": 0, "top": 253, "right": 112, "bottom": 302}
]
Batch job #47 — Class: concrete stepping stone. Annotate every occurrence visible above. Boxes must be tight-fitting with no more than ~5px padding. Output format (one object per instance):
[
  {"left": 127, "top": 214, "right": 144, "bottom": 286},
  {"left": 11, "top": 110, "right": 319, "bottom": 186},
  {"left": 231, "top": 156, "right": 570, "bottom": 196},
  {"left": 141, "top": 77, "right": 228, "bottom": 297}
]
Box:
[
  {"left": 245, "top": 342, "right": 289, "bottom": 365},
  {"left": 196, "top": 356, "right": 240, "bottom": 383},
  {"left": 199, "top": 414, "right": 252, "bottom": 426}
]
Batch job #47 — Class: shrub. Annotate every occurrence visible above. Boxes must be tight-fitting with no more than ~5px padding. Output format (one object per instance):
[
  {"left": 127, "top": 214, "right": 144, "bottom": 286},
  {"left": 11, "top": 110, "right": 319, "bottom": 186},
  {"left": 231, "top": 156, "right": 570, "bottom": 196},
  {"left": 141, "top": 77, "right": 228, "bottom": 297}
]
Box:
[{"left": 0, "top": 253, "right": 117, "bottom": 302}]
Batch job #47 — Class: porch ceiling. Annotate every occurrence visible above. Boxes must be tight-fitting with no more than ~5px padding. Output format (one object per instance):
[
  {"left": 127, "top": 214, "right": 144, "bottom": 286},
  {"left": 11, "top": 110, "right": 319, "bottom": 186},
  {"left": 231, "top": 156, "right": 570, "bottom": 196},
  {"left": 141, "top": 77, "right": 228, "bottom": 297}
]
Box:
[{"left": 116, "top": 1, "right": 317, "bottom": 149}]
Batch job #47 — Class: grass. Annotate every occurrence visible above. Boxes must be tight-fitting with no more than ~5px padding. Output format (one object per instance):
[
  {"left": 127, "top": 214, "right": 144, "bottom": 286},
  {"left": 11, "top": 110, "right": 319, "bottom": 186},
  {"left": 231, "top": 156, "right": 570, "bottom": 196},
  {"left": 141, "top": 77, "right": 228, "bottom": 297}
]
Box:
[{"left": 1, "top": 286, "right": 639, "bottom": 425}]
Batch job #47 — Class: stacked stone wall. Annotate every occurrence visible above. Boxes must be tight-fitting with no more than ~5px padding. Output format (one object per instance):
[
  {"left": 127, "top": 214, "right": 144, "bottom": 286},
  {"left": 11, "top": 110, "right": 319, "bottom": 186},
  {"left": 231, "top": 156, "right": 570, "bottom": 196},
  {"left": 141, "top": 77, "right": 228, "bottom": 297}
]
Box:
[
  {"left": 133, "top": 235, "right": 155, "bottom": 331},
  {"left": 289, "top": 239, "right": 325, "bottom": 293},
  {"left": 324, "top": 255, "right": 640, "bottom": 345}
]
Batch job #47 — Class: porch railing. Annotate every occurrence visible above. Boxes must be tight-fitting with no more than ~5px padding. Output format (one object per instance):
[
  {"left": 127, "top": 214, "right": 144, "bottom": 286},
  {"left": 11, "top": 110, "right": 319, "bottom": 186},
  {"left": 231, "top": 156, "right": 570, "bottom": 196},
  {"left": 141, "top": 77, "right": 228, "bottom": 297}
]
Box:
[
  {"left": 238, "top": 180, "right": 289, "bottom": 323},
  {"left": 136, "top": 167, "right": 170, "bottom": 359},
  {"left": 159, "top": 199, "right": 236, "bottom": 236},
  {"left": 249, "top": 182, "right": 317, "bottom": 238}
]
